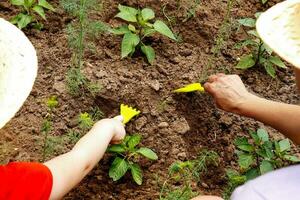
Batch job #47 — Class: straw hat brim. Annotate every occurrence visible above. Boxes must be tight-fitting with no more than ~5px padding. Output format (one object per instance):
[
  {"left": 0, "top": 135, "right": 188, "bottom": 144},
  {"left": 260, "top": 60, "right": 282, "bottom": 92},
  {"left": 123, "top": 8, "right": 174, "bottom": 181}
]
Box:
[
  {"left": 256, "top": 0, "right": 300, "bottom": 69},
  {"left": 0, "top": 18, "right": 38, "bottom": 129}
]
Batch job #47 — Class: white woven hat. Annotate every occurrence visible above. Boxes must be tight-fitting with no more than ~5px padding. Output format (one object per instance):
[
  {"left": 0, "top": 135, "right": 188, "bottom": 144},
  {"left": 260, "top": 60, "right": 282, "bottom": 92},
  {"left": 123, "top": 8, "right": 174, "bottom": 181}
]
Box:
[
  {"left": 0, "top": 18, "right": 38, "bottom": 129},
  {"left": 257, "top": 0, "right": 300, "bottom": 69}
]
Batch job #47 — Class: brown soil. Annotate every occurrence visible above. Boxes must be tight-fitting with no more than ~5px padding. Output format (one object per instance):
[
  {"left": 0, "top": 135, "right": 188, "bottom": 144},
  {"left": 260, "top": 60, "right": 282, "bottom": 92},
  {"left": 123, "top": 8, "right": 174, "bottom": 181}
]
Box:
[{"left": 0, "top": 0, "right": 299, "bottom": 199}]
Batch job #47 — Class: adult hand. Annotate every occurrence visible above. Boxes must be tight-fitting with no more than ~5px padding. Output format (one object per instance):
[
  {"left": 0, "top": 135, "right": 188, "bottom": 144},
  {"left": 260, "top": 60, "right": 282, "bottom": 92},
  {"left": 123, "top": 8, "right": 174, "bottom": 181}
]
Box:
[{"left": 204, "top": 74, "right": 257, "bottom": 114}]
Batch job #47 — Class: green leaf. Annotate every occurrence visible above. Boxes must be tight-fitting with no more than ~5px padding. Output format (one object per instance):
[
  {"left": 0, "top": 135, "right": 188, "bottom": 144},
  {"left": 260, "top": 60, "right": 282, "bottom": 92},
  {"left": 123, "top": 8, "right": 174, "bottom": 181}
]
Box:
[
  {"left": 283, "top": 155, "right": 300, "bottom": 162},
  {"left": 109, "top": 157, "right": 129, "bottom": 181},
  {"left": 15, "top": 13, "right": 33, "bottom": 29},
  {"left": 128, "top": 24, "right": 136, "bottom": 32},
  {"left": 236, "top": 54, "right": 255, "bottom": 69},
  {"left": 263, "top": 141, "right": 274, "bottom": 159},
  {"left": 121, "top": 32, "right": 140, "bottom": 58},
  {"left": 143, "top": 28, "right": 156, "bottom": 37},
  {"left": 238, "top": 153, "right": 254, "bottom": 169},
  {"left": 128, "top": 134, "right": 141, "bottom": 149},
  {"left": 130, "top": 163, "right": 143, "bottom": 185},
  {"left": 141, "top": 8, "right": 155, "bottom": 21},
  {"left": 247, "top": 30, "right": 260, "bottom": 38},
  {"left": 33, "top": 5, "right": 46, "bottom": 20},
  {"left": 238, "top": 18, "right": 256, "bottom": 27},
  {"left": 264, "top": 61, "right": 276, "bottom": 78},
  {"left": 24, "top": 0, "right": 34, "bottom": 9},
  {"left": 261, "top": 0, "right": 268, "bottom": 4},
  {"left": 262, "top": 43, "right": 273, "bottom": 55},
  {"left": 226, "top": 169, "right": 247, "bottom": 185},
  {"left": 274, "top": 141, "right": 281, "bottom": 155},
  {"left": 38, "top": 0, "right": 55, "bottom": 11},
  {"left": 255, "top": 12, "right": 263, "bottom": 18},
  {"left": 249, "top": 130, "right": 260, "bottom": 145},
  {"left": 259, "top": 160, "right": 274, "bottom": 174},
  {"left": 141, "top": 45, "right": 155, "bottom": 64},
  {"left": 137, "top": 147, "right": 158, "bottom": 160},
  {"left": 235, "top": 137, "right": 254, "bottom": 152},
  {"left": 10, "top": 0, "right": 24, "bottom": 6},
  {"left": 116, "top": 4, "right": 138, "bottom": 22},
  {"left": 110, "top": 25, "right": 131, "bottom": 35},
  {"left": 245, "top": 168, "right": 259, "bottom": 181},
  {"left": 234, "top": 39, "right": 258, "bottom": 49},
  {"left": 269, "top": 56, "right": 287, "bottom": 68},
  {"left": 153, "top": 20, "right": 176, "bottom": 40},
  {"left": 257, "top": 129, "right": 269, "bottom": 142},
  {"left": 279, "top": 139, "right": 291, "bottom": 152},
  {"left": 107, "top": 144, "right": 126, "bottom": 153}
]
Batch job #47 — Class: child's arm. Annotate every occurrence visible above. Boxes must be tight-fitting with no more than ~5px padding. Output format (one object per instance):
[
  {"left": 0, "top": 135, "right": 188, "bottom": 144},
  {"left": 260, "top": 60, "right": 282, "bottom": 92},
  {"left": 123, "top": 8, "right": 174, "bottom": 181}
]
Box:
[
  {"left": 204, "top": 74, "right": 300, "bottom": 144},
  {"left": 44, "top": 116, "right": 125, "bottom": 200}
]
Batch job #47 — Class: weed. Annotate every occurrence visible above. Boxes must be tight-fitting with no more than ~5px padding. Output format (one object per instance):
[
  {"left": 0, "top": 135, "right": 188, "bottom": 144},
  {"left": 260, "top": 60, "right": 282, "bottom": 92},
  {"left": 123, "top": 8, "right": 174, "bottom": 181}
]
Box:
[
  {"left": 109, "top": 4, "right": 177, "bottom": 64},
  {"left": 89, "top": 106, "right": 104, "bottom": 121},
  {"left": 66, "top": 129, "right": 82, "bottom": 144},
  {"left": 159, "top": 150, "right": 219, "bottom": 200},
  {"left": 10, "top": 0, "right": 55, "bottom": 29},
  {"left": 223, "top": 128, "right": 300, "bottom": 199},
  {"left": 41, "top": 95, "right": 59, "bottom": 161},
  {"left": 78, "top": 112, "right": 94, "bottom": 131},
  {"left": 235, "top": 14, "right": 286, "bottom": 78},
  {"left": 107, "top": 134, "right": 158, "bottom": 185},
  {"left": 61, "top": 0, "right": 104, "bottom": 95}
]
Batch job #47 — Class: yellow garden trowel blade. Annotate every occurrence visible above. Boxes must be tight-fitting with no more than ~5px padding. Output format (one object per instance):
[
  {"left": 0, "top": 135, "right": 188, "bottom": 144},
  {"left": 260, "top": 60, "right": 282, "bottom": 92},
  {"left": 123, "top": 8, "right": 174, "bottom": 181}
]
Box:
[
  {"left": 120, "top": 104, "right": 141, "bottom": 124},
  {"left": 174, "top": 83, "right": 205, "bottom": 93}
]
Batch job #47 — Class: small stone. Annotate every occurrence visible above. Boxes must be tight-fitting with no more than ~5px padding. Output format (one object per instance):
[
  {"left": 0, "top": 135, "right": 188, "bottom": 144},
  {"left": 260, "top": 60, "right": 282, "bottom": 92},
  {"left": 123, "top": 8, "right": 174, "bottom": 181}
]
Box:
[
  {"left": 201, "top": 182, "right": 209, "bottom": 189},
  {"left": 53, "top": 81, "right": 66, "bottom": 94},
  {"left": 172, "top": 117, "right": 190, "bottom": 134},
  {"left": 135, "top": 116, "right": 147, "bottom": 130},
  {"left": 158, "top": 122, "right": 169, "bottom": 128},
  {"left": 178, "top": 152, "right": 187, "bottom": 160},
  {"left": 94, "top": 70, "right": 108, "bottom": 78},
  {"left": 149, "top": 80, "right": 160, "bottom": 91},
  {"left": 179, "top": 49, "right": 192, "bottom": 57},
  {"left": 170, "top": 56, "right": 181, "bottom": 64}
]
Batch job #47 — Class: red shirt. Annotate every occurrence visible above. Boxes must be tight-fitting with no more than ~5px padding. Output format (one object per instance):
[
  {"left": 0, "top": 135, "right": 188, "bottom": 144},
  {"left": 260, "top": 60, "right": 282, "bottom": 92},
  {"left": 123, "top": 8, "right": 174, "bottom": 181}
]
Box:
[{"left": 0, "top": 162, "right": 53, "bottom": 200}]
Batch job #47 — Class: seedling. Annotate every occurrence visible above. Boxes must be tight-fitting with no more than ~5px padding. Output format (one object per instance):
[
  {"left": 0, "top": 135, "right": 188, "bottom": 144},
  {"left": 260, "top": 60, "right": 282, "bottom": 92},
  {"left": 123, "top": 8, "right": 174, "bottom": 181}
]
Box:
[
  {"left": 61, "top": 0, "right": 104, "bottom": 96},
  {"left": 174, "top": 83, "right": 204, "bottom": 93},
  {"left": 107, "top": 134, "right": 158, "bottom": 185},
  {"left": 159, "top": 150, "right": 219, "bottom": 200},
  {"left": 78, "top": 112, "right": 94, "bottom": 130},
  {"left": 10, "top": 0, "right": 55, "bottom": 29},
  {"left": 110, "top": 4, "right": 177, "bottom": 64},
  {"left": 236, "top": 14, "right": 286, "bottom": 78},
  {"left": 120, "top": 104, "right": 141, "bottom": 124},
  {"left": 223, "top": 128, "right": 300, "bottom": 199},
  {"left": 41, "top": 95, "right": 59, "bottom": 161}
]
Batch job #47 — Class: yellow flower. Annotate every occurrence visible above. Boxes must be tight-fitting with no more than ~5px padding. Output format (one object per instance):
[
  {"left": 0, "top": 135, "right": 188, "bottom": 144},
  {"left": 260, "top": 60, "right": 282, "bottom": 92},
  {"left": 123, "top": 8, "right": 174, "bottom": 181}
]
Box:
[
  {"left": 120, "top": 104, "right": 141, "bottom": 124},
  {"left": 173, "top": 83, "right": 205, "bottom": 93}
]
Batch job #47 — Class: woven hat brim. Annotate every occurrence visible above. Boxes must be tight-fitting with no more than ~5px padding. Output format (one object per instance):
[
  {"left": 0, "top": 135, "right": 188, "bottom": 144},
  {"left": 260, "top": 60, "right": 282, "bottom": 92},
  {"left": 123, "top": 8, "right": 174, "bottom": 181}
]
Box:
[
  {"left": 256, "top": 0, "right": 300, "bottom": 69},
  {"left": 0, "top": 18, "right": 38, "bottom": 129}
]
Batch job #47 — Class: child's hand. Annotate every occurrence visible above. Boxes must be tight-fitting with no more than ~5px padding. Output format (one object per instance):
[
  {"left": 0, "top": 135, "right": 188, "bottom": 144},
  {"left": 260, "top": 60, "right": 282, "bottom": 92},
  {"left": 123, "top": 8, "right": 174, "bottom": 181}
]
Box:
[{"left": 93, "top": 116, "right": 126, "bottom": 144}]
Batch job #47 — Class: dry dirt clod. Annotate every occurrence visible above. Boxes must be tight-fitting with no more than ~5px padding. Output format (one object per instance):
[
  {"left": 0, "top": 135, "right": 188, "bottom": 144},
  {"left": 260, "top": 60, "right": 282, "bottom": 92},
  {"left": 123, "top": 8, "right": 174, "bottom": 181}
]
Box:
[
  {"left": 148, "top": 80, "right": 160, "bottom": 91},
  {"left": 53, "top": 81, "right": 66, "bottom": 94},
  {"left": 135, "top": 116, "right": 147, "bottom": 130},
  {"left": 172, "top": 117, "right": 190, "bottom": 134},
  {"left": 158, "top": 122, "right": 169, "bottom": 128}
]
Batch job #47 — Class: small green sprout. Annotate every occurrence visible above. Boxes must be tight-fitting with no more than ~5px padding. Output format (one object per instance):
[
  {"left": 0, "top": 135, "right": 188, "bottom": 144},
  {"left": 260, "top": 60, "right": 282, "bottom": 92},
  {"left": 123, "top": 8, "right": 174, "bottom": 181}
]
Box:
[
  {"left": 235, "top": 13, "right": 286, "bottom": 78},
  {"left": 10, "top": 0, "right": 55, "bottom": 29},
  {"left": 110, "top": 4, "right": 177, "bottom": 64},
  {"left": 107, "top": 134, "right": 158, "bottom": 185},
  {"left": 224, "top": 128, "right": 300, "bottom": 199},
  {"left": 78, "top": 112, "right": 94, "bottom": 130},
  {"left": 46, "top": 95, "right": 58, "bottom": 111}
]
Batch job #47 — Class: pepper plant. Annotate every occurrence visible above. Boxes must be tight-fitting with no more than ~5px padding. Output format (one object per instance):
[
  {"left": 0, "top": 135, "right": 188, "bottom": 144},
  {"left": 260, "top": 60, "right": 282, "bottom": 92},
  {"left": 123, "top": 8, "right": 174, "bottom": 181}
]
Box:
[
  {"left": 107, "top": 134, "right": 158, "bottom": 185},
  {"left": 223, "top": 128, "right": 300, "bottom": 199},
  {"left": 235, "top": 14, "right": 286, "bottom": 78},
  {"left": 110, "top": 4, "right": 177, "bottom": 64},
  {"left": 10, "top": 0, "right": 55, "bottom": 29}
]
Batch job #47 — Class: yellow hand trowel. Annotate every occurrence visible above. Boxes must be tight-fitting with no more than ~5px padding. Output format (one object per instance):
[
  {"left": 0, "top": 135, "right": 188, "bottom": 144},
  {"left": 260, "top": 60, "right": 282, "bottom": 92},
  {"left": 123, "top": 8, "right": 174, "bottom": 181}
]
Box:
[
  {"left": 173, "top": 83, "right": 205, "bottom": 93},
  {"left": 120, "top": 104, "right": 141, "bottom": 124}
]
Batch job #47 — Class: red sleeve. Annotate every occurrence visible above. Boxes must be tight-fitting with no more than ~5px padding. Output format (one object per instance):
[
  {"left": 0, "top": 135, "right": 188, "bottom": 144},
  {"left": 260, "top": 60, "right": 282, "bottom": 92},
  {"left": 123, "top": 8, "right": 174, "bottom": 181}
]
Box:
[{"left": 0, "top": 162, "right": 53, "bottom": 200}]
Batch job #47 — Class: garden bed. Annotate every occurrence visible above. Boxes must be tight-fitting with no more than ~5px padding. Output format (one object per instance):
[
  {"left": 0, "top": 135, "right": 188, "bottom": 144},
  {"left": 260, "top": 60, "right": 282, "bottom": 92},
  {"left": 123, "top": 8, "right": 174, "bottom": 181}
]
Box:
[{"left": 0, "top": 0, "right": 299, "bottom": 199}]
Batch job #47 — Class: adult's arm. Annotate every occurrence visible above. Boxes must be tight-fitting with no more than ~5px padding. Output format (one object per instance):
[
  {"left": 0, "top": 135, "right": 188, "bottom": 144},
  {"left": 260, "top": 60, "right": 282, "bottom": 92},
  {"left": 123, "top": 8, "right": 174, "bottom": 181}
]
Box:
[{"left": 204, "top": 74, "right": 300, "bottom": 144}]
